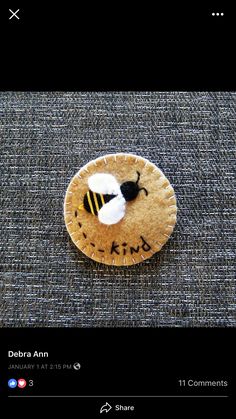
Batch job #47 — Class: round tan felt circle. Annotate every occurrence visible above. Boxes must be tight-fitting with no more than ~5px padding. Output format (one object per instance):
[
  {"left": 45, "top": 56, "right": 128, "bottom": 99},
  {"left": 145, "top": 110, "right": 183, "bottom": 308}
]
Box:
[{"left": 64, "top": 153, "right": 177, "bottom": 266}]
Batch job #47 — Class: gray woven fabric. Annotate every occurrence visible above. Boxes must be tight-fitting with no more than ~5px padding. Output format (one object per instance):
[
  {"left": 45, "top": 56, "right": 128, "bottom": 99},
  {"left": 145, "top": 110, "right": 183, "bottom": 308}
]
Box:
[{"left": 0, "top": 92, "right": 235, "bottom": 327}]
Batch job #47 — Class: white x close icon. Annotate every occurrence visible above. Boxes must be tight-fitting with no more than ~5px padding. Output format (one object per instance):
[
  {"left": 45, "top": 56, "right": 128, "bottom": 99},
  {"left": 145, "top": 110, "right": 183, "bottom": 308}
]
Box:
[{"left": 9, "top": 9, "right": 20, "bottom": 20}]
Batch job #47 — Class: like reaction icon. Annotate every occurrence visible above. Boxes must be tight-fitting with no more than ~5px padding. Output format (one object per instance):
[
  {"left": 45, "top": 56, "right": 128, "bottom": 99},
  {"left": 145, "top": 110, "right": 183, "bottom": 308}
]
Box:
[{"left": 8, "top": 378, "right": 17, "bottom": 389}]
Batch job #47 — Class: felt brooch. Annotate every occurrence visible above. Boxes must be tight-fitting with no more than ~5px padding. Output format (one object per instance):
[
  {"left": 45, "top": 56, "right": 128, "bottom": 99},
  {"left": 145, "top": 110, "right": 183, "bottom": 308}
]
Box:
[{"left": 64, "top": 153, "right": 177, "bottom": 265}]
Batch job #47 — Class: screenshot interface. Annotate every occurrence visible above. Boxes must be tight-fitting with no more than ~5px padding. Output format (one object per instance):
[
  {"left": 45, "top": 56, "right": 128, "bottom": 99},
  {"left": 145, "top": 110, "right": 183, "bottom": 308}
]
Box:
[{"left": 0, "top": 3, "right": 235, "bottom": 416}]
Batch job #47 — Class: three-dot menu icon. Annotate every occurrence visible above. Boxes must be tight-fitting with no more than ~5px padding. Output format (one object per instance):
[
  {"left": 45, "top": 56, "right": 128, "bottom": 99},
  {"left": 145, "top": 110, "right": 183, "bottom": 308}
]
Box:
[{"left": 211, "top": 12, "right": 224, "bottom": 16}]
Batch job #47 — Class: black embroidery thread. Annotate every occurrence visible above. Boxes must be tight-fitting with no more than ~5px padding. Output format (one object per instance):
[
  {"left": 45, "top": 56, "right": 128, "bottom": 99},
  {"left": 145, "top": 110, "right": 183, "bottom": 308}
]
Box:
[
  {"left": 110, "top": 237, "right": 152, "bottom": 255},
  {"left": 130, "top": 245, "right": 140, "bottom": 254},
  {"left": 77, "top": 223, "right": 151, "bottom": 257},
  {"left": 110, "top": 241, "right": 120, "bottom": 255},
  {"left": 122, "top": 242, "right": 127, "bottom": 255},
  {"left": 140, "top": 236, "right": 151, "bottom": 252}
]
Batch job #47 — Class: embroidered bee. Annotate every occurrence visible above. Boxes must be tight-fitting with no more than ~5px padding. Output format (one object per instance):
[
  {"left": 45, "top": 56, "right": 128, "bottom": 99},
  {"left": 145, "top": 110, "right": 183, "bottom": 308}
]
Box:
[{"left": 78, "top": 171, "right": 148, "bottom": 225}]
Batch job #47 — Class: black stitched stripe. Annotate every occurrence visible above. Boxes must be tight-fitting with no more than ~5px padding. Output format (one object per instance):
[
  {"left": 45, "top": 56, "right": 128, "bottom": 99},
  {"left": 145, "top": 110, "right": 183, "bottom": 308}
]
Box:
[
  {"left": 83, "top": 192, "right": 117, "bottom": 215},
  {"left": 103, "top": 194, "right": 117, "bottom": 203},
  {"left": 83, "top": 193, "right": 91, "bottom": 213},
  {"left": 83, "top": 191, "right": 98, "bottom": 215},
  {"left": 96, "top": 193, "right": 103, "bottom": 208}
]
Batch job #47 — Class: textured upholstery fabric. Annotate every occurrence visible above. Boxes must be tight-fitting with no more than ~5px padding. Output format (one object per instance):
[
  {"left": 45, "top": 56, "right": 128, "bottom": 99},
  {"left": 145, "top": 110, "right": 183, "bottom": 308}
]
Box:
[{"left": 0, "top": 92, "right": 235, "bottom": 327}]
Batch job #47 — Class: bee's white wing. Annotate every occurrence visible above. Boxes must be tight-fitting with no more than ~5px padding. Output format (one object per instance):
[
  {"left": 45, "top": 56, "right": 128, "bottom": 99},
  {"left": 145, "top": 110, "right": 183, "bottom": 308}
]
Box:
[
  {"left": 98, "top": 195, "right": 126, "bottom": 225},
  {"left": 88, "top": 173, "right": 121, "bottom": 195}
]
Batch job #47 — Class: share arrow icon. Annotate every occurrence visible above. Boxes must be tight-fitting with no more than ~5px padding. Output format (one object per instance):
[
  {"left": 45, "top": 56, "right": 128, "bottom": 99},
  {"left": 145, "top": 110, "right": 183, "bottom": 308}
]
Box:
[{"left": 100, "top": 402, "right": 112, "bottom": 413}]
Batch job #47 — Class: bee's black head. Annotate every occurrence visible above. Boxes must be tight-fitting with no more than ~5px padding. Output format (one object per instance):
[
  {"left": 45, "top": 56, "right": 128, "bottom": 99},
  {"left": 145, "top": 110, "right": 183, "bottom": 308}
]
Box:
[
  {"left": 120, "top": 171, "right": 148, "bottom": 202},
  {"left": 120, "top": 181, "right": 140, "bottom": 201}
]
